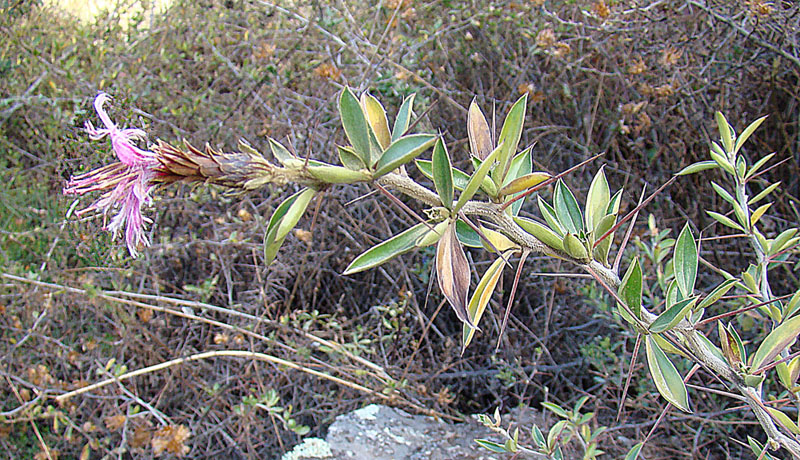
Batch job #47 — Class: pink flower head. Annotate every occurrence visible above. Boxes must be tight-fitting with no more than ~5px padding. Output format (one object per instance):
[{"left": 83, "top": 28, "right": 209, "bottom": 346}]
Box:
[
  {"left": 65, "top": 93, "right": 159, "bottom": 258},
  {"left": 85, "top": 93, "right": 155, "bottom": 166}
]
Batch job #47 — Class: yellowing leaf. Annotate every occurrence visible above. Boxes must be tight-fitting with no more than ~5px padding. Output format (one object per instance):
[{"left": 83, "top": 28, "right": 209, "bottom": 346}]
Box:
[
  {"left": 462, "top": 257, "right": 505, "bottom": 351},
  {"left": 645, "top": 335, "right": 691, "bottom": 412},
  {"left": 361, "top": 93, "right": 392, "bottom": 150},
  {"left": 479, "top": 227, "right": 518, "bottom": 253},
  {"left": 498, "top": 172, "right": 551, "bottom": 197}
]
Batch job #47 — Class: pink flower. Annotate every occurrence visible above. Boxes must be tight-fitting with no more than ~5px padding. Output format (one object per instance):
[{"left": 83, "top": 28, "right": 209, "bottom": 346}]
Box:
[
  {"left": 64, "top": 93, "right": 158, "bottom": 258},
  {"left": 85, "top": 93, "right": 155, "bottom": 166}
]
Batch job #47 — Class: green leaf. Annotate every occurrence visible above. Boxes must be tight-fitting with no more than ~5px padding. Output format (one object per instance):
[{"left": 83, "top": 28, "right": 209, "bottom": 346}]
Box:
[
  {"left": 431, "top": 138, "right": 454, "bottom": 208},
  {"left": 392, "top": 94, "right": 416, "bottom": 142},
  {"left": 650, "top": 298, "right": 697, "bottom": 333},
  {"left": 562, "top": 233, "right": 589, "bottom": 261},
  {"left": 585, "top": 166, "right": 610, "bottom": 231},
  {"left": 264, "top": 188, "right": 316, "bottom": 264},
  {"left": 592, "top": 213, "right": 616, "bottom": 266},
  {"left": 492, "top": 94, "right": 527, "bottom": 185},
  {"left": 673, "top": 223, "right": 697, "bottom": 298},
  {"left": 783, "top": 289, "right": 800, "bottom": 321},
  {"left": 339, "top": 87, "right": 371, "bottom": 165},
  {"left": 538, "top": 196, "right": 566, "bottom": 237},
  {"left": 455, "top": 220, "right": 482, "bottom": 248},
  {"left": 709, "top": 148, "right": 735, "bottom": 175},
  {"left": 268, "top": 138, "right": 298, "bottom": 167},
  {"left": 676, "top": 160, "right": 719, "bottom": 176},
  {"left": 750, "top": 202, "right": 772, "bottom": 227},
  {"left": 645, "top": 335, "right": 691, "bottom": 412},
  {"left": 553, "top": 180, "right": 583, "bottom": 234},
  {"left": 307, "top": 165, "right": 371, "bottom": 183},
  {"left": 715, "top": 111, "right": 733, "bottom": 154},
  {"left": 734, "top": 115, "right": 767, "bottom": 155},
  {"left": 749, "top": 182, "right": 781, "bottom": 205},
  {"left": 337, "top": 145, "right": 365, "bottom": 170},
  {"left": 746, "top": 152, "right": 776, "bottom": 180},
  {"left": 710, "top": 182, "right": 735, "bottom": 205},
  {"left": 415, "top": 159, "right": 470, "bottom": 191},
  {"left": 462, "top": 257, "right": 505, "bottom": 351},
  {"left": 541, "top": 402, "right": 570, "bottom": 419},
  {"left": 624, "top": 443, "right": 644, "bottom": 460},
  {"left": 502, "top": 147, "right": 533, "bottom": 186},
  {"left": 748, "top": 436, "right": 777, "bottom": 460},
  {"left": 373, "top": 134, "right": 437, "bottom": 177},
  {"left": 453, "top": 141, "right": 504, "bottom": 213},
  {"left": 697, "top": 279, "right": 737, "bottom": 310},
  {"left": 770, "top": 228, "right": 798, "bottom": 256},
  {"left": 514, "top": 216, "right": 563, "bottom": 252},
  {"left": 706, "top": 211, "right": 745, "bottom": 232},
  {"left": 415, "top": 220, "right": 449, "bottom": 248},
  {"left": 343, "top": 223, "right": 429, "bottom": 275},
  {"left": 475, "top": 439, "right": 506, "bottom": 453},
  {"left": 618, "top": 258, "right": 643, "bottom": 318},
  {"left": 751, "top": 315, "right": 800, "bottom": 372},
  {"left": 767, "top": 407, "right": 800, "bottom": 435}
]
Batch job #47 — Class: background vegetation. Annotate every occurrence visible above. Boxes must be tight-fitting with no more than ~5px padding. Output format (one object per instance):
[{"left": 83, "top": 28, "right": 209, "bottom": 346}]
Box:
[{"left": 2, "top": 0, "right": 799, "bottom": 458}]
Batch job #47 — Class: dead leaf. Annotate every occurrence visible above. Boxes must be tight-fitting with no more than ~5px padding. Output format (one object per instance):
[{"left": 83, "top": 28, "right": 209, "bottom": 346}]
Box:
[
  {"left": 593, "top": 0, "right": 610, "bottom": 18},
  {"left": 467, "top": 100, "right": 493, "bottom": 160},
  {"left": 137, "top": 308, "right": 153, "bottom": 323},
  {"left": 151, "top": 425, "right": 191, "bottom": 457},
  {"left": 536, "top": 28, "right": 556, "bottom": 48},
  {"left": 628, "top": 57, "right": 647, "bottom": 75},
  {"left": 104, "top": 415, "right": 126, "bottom": 431},
  {"left": 294, "top": 228, "right": 313, "bottom": 244},
  {"left": 660, "top": 47, "right": 683, "bottom": 68},
  {"left": 436, "top": 223, "right": 472, "bottom": 326}
]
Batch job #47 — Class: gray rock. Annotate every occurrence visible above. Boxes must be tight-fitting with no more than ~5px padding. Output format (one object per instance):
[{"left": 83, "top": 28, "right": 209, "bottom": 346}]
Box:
[{"left": 284, "top": 404, "right": 544, "bottom": 460}]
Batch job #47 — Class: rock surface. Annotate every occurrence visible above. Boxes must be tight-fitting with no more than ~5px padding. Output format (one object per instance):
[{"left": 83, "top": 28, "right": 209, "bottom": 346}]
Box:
[{"left": 282, "top": 404, "right": 542, "bottom": 460}]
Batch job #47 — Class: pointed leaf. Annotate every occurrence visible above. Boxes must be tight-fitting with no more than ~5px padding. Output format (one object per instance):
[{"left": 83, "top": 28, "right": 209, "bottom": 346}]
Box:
[
  {"left": 498, "top": 172, "right": 551, "bottom": 197},
  {"left": 751, "top": 315, "right": 800, "bottom": 372},
  {"left": 514, "top": 216, "right": 563, "bottom": 251},
  {"left": 264, "top": 188, "right": 316, "bottom": 264},
  {"left": 269, "top": 138, "right": 299, "bottom": 167},
  {"left": 416, "top": 159, "right": 470, "bottom": 191},
  {"left": 592, "top": 213, "right": 616, "bottom": 266},
  {"left": 339, "top": 87, "right": 371, "bottom": 164},
  {"left": 734, "top": 115, "right": 767, "bottom": 155},
  {"left": 338, "top": 145, "right": 366, "bottom": 170},
  {"left": 585, "top": 166, "right": 610, "bottom": 231},
  {"left": 697, "top": 279, "right": 737, "bottom": 310},
  {"left": 455, "top": 219, "right": 482, "bottom": 248},
  {"left": 709, "top": 148, "right": 735, "bottom": 175},
  {"left": 374, "top": 134, "right": 437, "bottom": 177},
  {"left": 453, "top": 141, "right": 504, "bottom": 213},
  {"left": 553, "top": 180, "right": 583, "bottom": 234},
  {"left": 706, "top": 211, "right": 745, "bottom": 232},
  {"left": 676, "top": 160, "right": 718, "bottom": 176},
  {"left": 746, "top": 152, "right": 776, "bottom": 181},
  {"left": 480, "top": 227, "right": 518, "bottom": 253},
  {"left": 624, "top": 443, "right": 644, "bottom": 460},
  {"left": 750, "top": 202, "right": 772, "bottom": 227},
  {"left": 715, "top": 111, "right": 733, "bottom": 154},
  {"left": 493, "top": 94, "right": 528, "bottom": 184},
  {"left": 415, "top": 220, "right": 449, "bottom": 248},
  {"left": 650, "top": 298, "right": 697, "bottom": 333},
  {"left": 503, "top": 147, "right": 533, "bottom": 185},
  {"left": 674, "top": 223, "right": 697, "bottom": 298},
  {"left": 467, "top": 98, "right": 493, "bottom": 160},
  {"left": 343, "top": 223, "right": 429, "bottom": 275},
  {"left": 392, "top": 94, "right": 416, "bottom": 141},
  {"left": 618, "top": 258, "right": 643, "bottom": 318},
  {"left": 463, "top": 257, "right": 505, "bottom": 350},
  {"left": 431, "top": 138, "right": 454, "bottom": 208},
  {"left": 766, "top": 407, "right": 800, "bottom": 435},
  {"left": 563, "top": 233, "right": 589, "bottom": 261},
  {"left": 436, "top": 222, "right": 473, "bottom": 326},
  {"left": 538, "top": 196, "right": 566, "bottom": 237},
  {"left": 475, "top": 439, "right": 507, "bottom": 453},
  {"left": 645, "top": 335, "right": 691, "bottom": 412},
  {"left": 308, "top": 165, "right": 371, "bottom": 183},
  {"left": 361, "top": 93, "right": 392, "bottom": 150}
]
